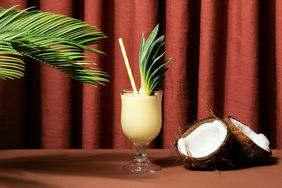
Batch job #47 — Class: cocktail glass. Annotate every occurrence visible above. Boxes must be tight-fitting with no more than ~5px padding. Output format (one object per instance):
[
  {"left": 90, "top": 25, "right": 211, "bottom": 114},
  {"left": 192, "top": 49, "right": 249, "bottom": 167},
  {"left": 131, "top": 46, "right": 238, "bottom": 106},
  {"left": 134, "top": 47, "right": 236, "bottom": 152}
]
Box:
[{"left": 120, "top": 89, "right": 163, "bottom": 173}]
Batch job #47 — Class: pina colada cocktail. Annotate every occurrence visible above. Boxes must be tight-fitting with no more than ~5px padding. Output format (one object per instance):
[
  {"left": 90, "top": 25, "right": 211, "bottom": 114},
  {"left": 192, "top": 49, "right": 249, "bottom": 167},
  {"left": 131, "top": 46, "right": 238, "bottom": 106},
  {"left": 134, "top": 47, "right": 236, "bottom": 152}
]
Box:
[
  {"left": 120, "top": 90, "right": 163, "bottom": 173},
  {"left": 121, "top": 90, "right": 162, "bottom": 145},
  {"left": 118, "top": 24, "right": 171, "bottom": 173}
]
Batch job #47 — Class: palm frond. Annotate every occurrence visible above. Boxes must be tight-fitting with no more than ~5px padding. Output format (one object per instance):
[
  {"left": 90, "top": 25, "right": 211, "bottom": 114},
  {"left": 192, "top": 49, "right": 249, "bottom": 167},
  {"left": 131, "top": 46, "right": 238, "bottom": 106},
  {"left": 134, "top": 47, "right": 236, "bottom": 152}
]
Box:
[
  {"left": 0, "top": 5, "right": 109, "bottom": 85},
  {"left": 0, "top": 41, "right": 25, "bottom": 80},
  {"left": 139, "top": 24, "right": 172, "bottom": 95}
]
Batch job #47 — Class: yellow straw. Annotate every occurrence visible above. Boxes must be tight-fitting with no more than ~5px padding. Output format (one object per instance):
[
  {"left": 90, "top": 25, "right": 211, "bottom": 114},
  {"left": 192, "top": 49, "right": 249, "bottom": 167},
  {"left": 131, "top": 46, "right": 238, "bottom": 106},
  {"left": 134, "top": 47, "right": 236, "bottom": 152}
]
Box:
[{"left": 118, "top": 38, "right": 138, "bottom": 94}]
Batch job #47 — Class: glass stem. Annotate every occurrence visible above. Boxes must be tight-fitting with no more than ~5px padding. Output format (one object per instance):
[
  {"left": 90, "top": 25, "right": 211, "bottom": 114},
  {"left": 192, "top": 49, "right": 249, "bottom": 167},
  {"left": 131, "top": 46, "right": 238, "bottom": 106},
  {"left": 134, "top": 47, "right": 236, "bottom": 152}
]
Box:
[{"left": 134, "top": 144, "right": 149, "bottom": 163}]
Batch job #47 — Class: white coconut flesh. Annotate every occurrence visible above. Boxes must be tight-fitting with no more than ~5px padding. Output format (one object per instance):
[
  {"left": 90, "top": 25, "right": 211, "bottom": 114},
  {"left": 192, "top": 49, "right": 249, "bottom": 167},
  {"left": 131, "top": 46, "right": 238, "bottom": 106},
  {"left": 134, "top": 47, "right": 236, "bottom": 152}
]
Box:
[
  {"left": 178, "top": 120, "right": 227, "bottom": 158},
  {"left": 229, "top": 117, "right": 270, "bottom": 152}
]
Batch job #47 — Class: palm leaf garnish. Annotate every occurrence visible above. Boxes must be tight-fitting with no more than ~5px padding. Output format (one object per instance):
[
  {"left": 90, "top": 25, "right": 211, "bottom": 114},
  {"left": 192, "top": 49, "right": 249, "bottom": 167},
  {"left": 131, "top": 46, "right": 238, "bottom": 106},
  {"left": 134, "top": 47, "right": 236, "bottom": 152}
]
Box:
[
  {"left": 0, "top": 5, "right": 108, "bottom": 85},
  {"left": 139, "top": 24, "right": 172, "bottom": 95}
]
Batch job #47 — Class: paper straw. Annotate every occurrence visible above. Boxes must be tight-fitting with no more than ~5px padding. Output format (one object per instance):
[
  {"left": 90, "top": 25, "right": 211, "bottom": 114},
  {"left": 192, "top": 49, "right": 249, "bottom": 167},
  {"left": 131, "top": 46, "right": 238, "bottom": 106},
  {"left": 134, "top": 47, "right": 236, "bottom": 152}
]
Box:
[{"left": 118, "top": 38, "right": 138, "bottom": 94}]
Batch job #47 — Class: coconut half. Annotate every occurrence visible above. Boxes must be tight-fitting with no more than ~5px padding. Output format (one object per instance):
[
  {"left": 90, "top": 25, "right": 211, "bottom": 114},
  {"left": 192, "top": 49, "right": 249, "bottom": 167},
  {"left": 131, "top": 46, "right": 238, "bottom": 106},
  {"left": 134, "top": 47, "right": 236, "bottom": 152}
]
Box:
[
  {"left": 226, "top": 116, "right": 271, "bottom": 163},
  {"left": 176, "top": 118, "right": 233, "bottom": 170}
]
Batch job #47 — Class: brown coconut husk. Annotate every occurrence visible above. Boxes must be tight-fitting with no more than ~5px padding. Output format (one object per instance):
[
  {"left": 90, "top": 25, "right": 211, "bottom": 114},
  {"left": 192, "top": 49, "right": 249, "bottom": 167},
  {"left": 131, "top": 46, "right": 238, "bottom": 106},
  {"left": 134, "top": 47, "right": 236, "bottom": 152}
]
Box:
[
  {"left": 225, "top": 116, "right": 272, "bottom": 164},
  {"left": 176, "top": 117, "right": 233, "bottom": 170}
]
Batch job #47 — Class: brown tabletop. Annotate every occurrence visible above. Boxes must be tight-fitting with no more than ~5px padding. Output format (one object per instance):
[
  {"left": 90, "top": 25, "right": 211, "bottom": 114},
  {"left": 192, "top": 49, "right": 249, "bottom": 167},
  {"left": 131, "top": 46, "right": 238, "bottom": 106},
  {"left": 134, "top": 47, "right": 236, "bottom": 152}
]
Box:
[{"left": 0, "top": 149, "right": 281, "bottom": 188}]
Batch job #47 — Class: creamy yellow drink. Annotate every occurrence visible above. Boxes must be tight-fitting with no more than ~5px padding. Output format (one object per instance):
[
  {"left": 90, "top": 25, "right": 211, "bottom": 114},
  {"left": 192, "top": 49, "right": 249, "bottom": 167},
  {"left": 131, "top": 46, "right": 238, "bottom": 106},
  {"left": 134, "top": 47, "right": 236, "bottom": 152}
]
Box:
[
  {"left": 121, "top": 90, "right": 162, "bottom": 145},
  {"left": 118, "top": 25, "right": 171, "bottom": 173}
]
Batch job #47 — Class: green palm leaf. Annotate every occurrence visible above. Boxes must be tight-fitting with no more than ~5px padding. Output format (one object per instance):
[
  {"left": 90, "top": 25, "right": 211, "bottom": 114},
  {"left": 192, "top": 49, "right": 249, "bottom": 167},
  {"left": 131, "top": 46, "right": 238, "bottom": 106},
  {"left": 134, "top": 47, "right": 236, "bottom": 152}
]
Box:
[
  {"left": 139, "top": 24, "right": 172, "bottom": 95},
  {"left": 0, "top": 41, "right": 25, "bottom": 80},
  {"left": 0, "top": 5, "right": 109, "bottom": 85}
]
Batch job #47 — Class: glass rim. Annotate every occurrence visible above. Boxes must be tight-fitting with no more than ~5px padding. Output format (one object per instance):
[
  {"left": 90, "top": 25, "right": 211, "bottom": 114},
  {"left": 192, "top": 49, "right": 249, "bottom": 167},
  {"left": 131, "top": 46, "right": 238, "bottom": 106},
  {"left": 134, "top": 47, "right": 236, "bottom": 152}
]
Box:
[{"left": 120, "top": 89, "right": 163, "bottom": 95}]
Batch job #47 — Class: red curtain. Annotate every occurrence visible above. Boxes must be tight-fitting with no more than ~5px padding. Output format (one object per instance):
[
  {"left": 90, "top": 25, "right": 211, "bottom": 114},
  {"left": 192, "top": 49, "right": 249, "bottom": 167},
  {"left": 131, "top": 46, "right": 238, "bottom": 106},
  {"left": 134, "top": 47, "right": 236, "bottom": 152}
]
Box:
[{"left": 0, "top": 0, "right": 281, "bottom": 149}]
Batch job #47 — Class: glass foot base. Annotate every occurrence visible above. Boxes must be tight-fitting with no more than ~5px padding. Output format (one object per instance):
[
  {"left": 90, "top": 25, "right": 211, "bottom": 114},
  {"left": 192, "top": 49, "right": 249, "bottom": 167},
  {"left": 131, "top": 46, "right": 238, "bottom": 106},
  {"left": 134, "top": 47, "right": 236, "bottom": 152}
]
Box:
[{"left": 122, "top": 160, "right": 161, "bottom": 173}]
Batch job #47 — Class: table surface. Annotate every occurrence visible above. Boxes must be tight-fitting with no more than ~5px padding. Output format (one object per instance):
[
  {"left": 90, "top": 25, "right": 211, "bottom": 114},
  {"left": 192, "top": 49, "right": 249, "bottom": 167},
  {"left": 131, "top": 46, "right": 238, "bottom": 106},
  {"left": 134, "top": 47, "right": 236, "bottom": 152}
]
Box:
[{"left": 0, "top": 149, "right": 281, "bottom": 188}]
